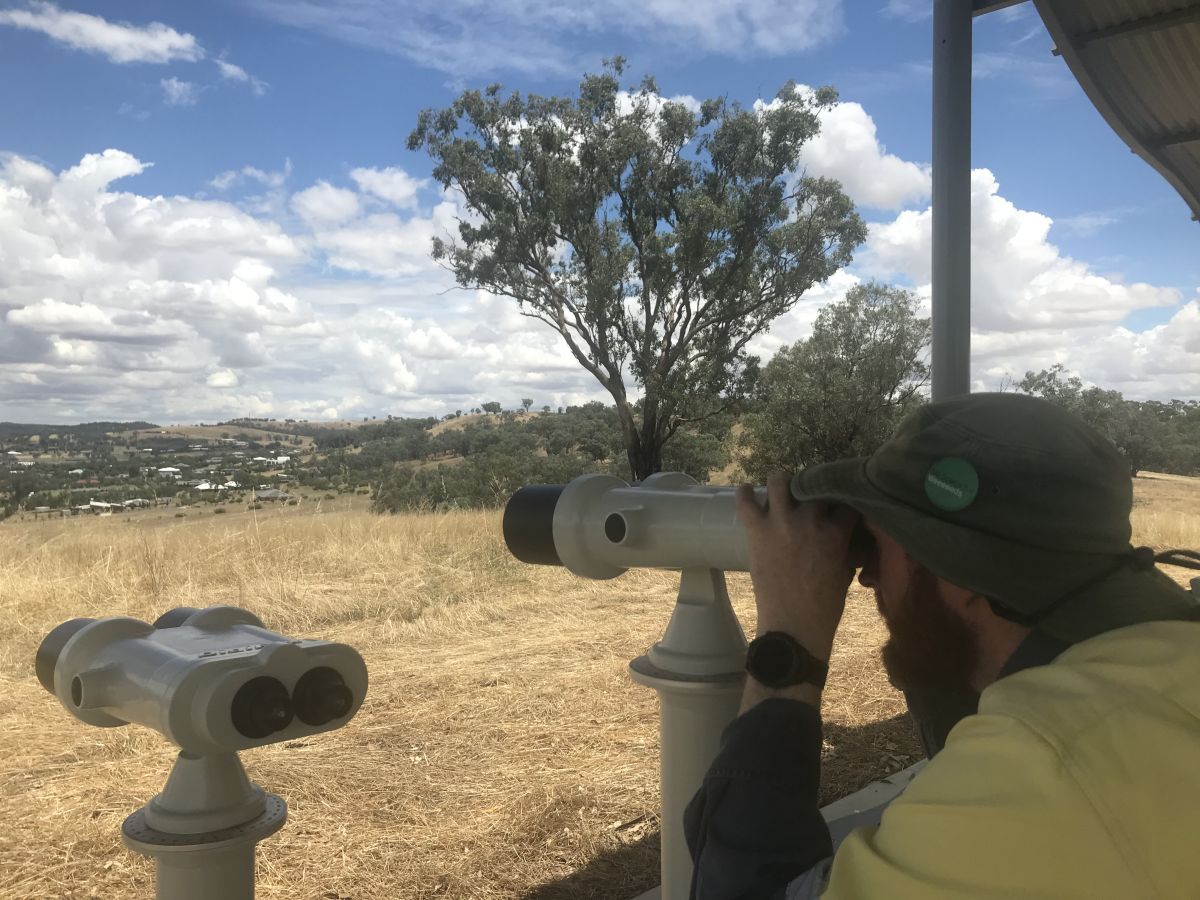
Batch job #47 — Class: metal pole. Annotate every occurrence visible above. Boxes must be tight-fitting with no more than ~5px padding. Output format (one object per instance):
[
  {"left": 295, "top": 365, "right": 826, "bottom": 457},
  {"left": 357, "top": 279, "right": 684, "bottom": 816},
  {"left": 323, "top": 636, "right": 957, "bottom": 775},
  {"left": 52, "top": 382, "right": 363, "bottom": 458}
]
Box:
[
  {"left": 931, "top": 0, "right": 973, "bottom": 400},
  {"left": 628, "top": 567, "right": 747, "bottom": 900},
  {"left": 122, "top": 752, "right": 287, "bottom": 900},
  {"left": 152, "top": 845, "right": 258, "bottom": 900},
  {"left": 910, "top": 0, "right": 981, "bottom": 764}
]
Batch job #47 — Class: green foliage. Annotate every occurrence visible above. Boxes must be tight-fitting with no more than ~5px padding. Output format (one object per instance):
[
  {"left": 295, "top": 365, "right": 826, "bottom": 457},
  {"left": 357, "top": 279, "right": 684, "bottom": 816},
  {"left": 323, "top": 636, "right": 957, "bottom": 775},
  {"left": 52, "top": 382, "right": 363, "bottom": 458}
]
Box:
[
  {"left": 408, "top": 60, "right": 866, "bottom": 479},
  {"left": 312, "top": 417, "right": 437, "bottom": 451},
  {"left": 374, "top": 449, "right": 604, "bottom": 513},
  {"left": 1018, "top": 365, "right": 1199, "bottom": 476},
  {"left": 372, "top": 401, "right": 731, "bottom": 512},
  {"left": 740, "top": 283, "right": 931, "bottom": 480}
]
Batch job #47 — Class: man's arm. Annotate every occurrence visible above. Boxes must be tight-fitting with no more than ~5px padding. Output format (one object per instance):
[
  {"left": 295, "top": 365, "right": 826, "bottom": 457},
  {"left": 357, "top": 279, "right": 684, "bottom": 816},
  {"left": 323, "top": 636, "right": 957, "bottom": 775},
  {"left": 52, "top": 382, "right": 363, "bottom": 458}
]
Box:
[
  {"left": 685, "top": 474, "right": 858, "bottom": 899},
  {"left": 684, "top": 698, "right": 831, "bottom": 900}
]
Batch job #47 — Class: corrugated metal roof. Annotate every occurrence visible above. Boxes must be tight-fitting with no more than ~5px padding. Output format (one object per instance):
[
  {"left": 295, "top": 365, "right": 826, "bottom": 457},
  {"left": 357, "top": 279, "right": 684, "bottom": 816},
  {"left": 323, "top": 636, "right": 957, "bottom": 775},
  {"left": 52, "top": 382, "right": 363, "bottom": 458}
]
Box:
[{"left": 1034, "top": 0, "right": 1200, "bottom": 221}]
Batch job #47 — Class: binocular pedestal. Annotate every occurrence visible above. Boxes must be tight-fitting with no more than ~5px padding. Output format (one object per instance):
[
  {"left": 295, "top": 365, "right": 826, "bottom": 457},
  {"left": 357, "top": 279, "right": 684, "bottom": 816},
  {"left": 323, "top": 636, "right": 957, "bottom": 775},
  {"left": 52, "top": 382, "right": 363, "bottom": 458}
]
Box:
[
  {"left": 121, "top": 751, "right": 287, "bottom": 900},
  {"left": 628, "top": 567, "right": 747, "bottom": 900}
]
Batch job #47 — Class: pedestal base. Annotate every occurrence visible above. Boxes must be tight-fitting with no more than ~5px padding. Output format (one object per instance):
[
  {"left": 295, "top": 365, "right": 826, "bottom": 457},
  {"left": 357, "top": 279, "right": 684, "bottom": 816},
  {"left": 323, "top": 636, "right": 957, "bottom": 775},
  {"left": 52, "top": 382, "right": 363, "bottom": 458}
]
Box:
[{"left": 120, "top": 752, "right": 288, "bottom": 900}]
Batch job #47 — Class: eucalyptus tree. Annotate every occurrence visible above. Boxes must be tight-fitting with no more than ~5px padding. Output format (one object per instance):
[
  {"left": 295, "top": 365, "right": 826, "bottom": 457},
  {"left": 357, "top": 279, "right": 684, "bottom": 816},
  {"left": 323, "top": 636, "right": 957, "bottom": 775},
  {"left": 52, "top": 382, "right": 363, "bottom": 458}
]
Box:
[
  {"left": 409, "top": 60, "right": 866, "bottom": 479},
  {"left": 741, "top": 282, "right": 931, "bottom": 480}
]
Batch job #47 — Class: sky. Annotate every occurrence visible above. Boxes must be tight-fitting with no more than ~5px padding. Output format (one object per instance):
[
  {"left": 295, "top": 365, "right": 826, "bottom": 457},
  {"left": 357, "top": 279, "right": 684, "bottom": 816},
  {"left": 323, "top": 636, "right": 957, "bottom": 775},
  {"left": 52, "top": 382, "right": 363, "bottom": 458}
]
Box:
[{"left": 1, "top": 0, "right": 1198, "bottom": 425}]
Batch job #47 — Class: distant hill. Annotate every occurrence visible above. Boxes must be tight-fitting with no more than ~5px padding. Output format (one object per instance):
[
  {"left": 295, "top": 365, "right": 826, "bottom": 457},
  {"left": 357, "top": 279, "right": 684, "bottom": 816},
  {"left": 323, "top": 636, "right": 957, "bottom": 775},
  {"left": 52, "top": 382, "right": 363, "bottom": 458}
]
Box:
[{"left": 0, "top": 421, "right": 157, "bottom": 439}]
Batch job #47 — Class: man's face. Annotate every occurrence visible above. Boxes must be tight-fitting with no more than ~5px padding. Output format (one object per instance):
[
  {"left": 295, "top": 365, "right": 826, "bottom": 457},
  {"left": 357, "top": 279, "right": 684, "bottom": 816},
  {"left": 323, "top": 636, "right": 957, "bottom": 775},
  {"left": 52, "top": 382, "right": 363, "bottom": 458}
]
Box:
[{"left": 857, "top": 521, "right": 977, "bottom": 692}]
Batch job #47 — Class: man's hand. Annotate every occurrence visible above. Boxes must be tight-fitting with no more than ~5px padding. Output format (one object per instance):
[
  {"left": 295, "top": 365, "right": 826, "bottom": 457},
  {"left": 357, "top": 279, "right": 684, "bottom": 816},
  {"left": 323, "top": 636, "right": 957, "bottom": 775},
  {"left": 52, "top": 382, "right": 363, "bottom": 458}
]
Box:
[{"left": 736, "top": 472, "right": 859, "bottom": 664}]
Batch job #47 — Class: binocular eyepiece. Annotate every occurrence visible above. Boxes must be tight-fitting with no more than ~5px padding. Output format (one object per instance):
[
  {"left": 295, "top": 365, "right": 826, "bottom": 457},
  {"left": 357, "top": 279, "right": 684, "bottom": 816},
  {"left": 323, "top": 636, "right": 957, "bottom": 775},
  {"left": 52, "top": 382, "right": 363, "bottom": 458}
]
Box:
[{"left": 37, "top": 606, "right": 367, "bottom": 753}]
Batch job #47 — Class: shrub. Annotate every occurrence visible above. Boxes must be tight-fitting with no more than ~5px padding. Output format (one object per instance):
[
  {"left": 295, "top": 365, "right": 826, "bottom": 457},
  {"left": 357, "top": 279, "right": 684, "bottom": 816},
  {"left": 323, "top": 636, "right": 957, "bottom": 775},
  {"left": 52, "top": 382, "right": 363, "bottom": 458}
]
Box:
[{"left": 214, "top": 507, "right": 227, "bottom": 514}]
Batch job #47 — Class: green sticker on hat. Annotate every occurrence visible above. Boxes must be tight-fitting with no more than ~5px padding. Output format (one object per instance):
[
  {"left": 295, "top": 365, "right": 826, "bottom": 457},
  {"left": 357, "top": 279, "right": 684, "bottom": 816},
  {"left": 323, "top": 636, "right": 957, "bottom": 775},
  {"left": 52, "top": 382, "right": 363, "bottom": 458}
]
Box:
[{"left": 925, "top": 457, "right": 978, "bottom": 511}]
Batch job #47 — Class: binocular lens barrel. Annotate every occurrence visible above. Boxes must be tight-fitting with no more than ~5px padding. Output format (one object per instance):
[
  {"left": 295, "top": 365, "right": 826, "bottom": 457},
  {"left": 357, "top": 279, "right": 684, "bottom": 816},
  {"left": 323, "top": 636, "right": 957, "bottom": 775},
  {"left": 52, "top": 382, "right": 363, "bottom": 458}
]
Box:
[
  {"left": 152, "top": 607, "right": 202, "bottom": 629},
  {"left": 502, "top": 484, "right": 565, "bottom": 566},
  {"left": 231, "top": 676, "right": 294, "bottom": 739},
  {"left": 36, "top": 618, "right": 96, "bottom": 695},
  {"left": 292, "top": 667, "right": 353, "bottom": 726}
]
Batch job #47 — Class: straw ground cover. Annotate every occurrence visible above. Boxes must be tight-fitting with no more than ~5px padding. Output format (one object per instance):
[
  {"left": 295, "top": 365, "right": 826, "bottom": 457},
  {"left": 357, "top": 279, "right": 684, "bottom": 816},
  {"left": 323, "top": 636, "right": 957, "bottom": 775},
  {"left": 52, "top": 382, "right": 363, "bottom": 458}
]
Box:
[{"left": 1, "top": 474, "right": 1196, "bottom": 899}]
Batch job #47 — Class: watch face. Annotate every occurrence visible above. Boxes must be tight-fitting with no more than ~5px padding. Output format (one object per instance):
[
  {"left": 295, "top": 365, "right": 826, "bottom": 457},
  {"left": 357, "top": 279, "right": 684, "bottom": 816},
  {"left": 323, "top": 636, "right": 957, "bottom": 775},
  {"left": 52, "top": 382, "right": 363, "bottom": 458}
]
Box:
[{"left": 752, "top": 635, "right": 796, "bottom": 685}]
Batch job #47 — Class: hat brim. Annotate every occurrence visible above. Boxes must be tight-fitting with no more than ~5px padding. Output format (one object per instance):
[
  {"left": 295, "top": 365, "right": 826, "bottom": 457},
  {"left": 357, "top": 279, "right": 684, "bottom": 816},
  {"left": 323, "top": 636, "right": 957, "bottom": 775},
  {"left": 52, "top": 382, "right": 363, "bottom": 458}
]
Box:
[{"left": 791, "top": 458, "right": 1195, "bottom": 643}]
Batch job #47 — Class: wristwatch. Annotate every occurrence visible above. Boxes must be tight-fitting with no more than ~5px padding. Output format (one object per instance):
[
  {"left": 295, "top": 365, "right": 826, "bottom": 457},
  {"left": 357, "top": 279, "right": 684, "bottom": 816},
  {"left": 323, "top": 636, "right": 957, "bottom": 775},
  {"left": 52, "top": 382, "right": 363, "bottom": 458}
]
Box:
[{"left": 746, "top": 631, "right": 829, "bottom": 689}]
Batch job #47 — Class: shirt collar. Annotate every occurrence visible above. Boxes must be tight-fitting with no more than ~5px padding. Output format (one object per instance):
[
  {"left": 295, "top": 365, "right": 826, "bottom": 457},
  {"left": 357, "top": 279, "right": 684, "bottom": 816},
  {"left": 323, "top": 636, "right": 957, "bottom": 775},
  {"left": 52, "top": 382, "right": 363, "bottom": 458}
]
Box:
[{"left": 998, "top": 628, "right": 1071, "bottom": 680}]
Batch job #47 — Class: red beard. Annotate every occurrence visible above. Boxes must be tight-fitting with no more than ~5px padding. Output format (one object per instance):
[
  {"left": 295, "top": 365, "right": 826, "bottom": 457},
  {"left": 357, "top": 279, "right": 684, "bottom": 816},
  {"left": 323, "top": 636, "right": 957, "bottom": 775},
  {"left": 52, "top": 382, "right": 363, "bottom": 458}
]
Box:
[{"left": 878, "top": 564, "right": 978, "bottom": 693}]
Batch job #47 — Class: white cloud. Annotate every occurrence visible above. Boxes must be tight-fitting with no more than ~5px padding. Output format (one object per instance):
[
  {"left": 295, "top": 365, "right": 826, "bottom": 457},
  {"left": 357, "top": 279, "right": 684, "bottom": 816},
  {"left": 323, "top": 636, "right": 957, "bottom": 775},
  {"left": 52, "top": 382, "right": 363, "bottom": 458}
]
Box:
[
  {"left": 738, "top": 89, "right": 1199, "bottom": 401},
  {"left": 864, "top": 168, "right": 1181, "bottom": 333},
  {"left": 117, "top": 101, "right": 151, "bottom": 121},
  {"left": 780, "top": 87, "right": 931, "bottom": 210},
  {"left": 215, "top": 58, "right": 269, "bottom": 96},
  {"left": 0, "top": 149, "right": 318, "bottom": 419},
  {"left": 291, "top": 181, "right": 362, "bottom": 227},
  {"left": 747, "top": 270, "right": 863, "bottom": 360},
  {"left": 246, "top": 0, "right": 844, "bottom": 77},
  {"left": 349, "top": 167, "right": 425, "bottom": 209},
  {"left": 0, "top": 2, "right": 202, "bottom": 64},
  {"left": 209, "top": 160, "right": 292, "bottom": 192},
  {"left": 972, "top": 51, "right": 1075, "bottom": 98},
  {"left": 312, "top": 202, "right": 458, "bottom": 278},
  {"left": 320, "top": 334, "right": 419, "bottom": 396},
  {"left": 160, "top": 77, "right": 198, "bottom": 107},
  {"left": 3, "top": 86, "right": 1198, "bottom": 424},
  {"left": 206, "top": 368, "right": 240, "bottom": 388},
  {"left": 0, "top": 149, "right": 610, "bottom": 422},
  {"left": 753, "top": 85, "right": 929, "bottom": 211},
  {"left": 1053, "top": 212, "right": 1119, "bottom": 238},
  {"left": 215, "top": 59, "right": 247, "bottom": 81},
  {"left": 616, "top": 89, "right": 702, "bottom": 117},
  {"left": 879, "top": 0, "right": 930, "bottom": 22},
  {"left": 857, "top": 167, "right": 1199, "bottom": 398}
]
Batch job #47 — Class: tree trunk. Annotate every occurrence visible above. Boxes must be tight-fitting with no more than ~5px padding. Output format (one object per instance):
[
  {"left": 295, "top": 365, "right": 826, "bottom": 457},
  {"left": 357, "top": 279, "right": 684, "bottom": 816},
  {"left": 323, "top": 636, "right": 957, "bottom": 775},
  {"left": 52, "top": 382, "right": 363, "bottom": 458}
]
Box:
[
  {"left": 617, "top": 395, "right": 668, "bottom": 481},
  {"left": 625, "top": 435, "right": 663, "bottom": 482}
]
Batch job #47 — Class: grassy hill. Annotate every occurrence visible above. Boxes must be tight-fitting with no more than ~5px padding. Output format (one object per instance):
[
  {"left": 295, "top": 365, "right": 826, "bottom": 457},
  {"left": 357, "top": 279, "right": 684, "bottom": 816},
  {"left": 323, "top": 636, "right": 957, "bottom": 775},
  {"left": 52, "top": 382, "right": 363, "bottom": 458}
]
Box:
[{"left": 1, "top": 470, "right": 1196, "bottom": 897}]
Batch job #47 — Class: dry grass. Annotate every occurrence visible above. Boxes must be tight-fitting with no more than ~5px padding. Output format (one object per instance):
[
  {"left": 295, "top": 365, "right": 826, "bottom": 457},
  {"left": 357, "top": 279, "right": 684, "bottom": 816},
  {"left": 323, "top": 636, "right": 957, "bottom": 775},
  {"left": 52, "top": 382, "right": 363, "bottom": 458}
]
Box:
[
  {"left": 1, "top": 472, "right": 1196, "bottom": 899},
  {"left": 107, "top": 423, "right": 316, "bottom": 449},
  {"left": 1131, "top": 472, "right": 1200, "bottom": 558}
]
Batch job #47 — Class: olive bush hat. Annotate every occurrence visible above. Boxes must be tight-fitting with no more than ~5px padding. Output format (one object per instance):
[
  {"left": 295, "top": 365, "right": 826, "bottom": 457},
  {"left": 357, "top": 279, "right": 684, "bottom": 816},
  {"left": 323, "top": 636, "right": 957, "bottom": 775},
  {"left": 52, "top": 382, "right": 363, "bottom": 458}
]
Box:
[{"left": 790, "top": 392, "right": 1198, "bottom": 643}]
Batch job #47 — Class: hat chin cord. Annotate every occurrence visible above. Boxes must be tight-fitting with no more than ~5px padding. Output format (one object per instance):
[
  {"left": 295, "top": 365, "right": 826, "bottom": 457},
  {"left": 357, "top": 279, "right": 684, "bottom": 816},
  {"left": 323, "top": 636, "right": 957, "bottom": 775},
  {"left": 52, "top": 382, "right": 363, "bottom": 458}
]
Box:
[{"left": 991, "top": 547, "right": 1200, "bottom": 630}]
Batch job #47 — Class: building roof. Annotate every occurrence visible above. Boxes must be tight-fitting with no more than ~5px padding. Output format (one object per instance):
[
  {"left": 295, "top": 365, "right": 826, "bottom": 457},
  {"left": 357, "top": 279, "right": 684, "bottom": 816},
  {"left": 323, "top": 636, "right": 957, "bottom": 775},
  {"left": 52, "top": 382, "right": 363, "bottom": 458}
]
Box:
[{"left": 1034, "top": 0, "right": 1200, "bottom": 221}]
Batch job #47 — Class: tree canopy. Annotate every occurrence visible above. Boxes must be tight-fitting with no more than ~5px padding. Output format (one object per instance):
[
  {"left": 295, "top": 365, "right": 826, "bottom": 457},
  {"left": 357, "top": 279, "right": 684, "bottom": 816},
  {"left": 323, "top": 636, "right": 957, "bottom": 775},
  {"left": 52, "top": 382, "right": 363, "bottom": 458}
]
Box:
[
  {"left": 739, "top": 282, "right": 931, "bottom": 480},
  {"left": 408, "top": 60, "right": 866, "bottom": 479},
  {"left": 1018, "top": 364, "right": 1199, "bottom": 476}
]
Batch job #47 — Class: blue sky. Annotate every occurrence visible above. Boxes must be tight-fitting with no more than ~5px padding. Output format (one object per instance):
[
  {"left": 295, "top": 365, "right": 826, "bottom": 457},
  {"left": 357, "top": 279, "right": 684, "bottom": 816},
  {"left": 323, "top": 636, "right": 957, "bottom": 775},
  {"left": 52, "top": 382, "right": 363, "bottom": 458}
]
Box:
[{"left": 1, "top": 0, "right": 1197, "bottom": 423}]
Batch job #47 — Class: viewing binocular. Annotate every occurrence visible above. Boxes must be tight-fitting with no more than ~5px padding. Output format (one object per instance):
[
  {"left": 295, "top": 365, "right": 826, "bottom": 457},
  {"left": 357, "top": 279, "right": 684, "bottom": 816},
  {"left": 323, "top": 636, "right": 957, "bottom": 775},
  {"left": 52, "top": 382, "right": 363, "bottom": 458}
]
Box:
[
  {"left": 504, "top": 472, "right": 878, "bottom": 578},
  {"left": 37, "top": 605, "right": 368, "bottom": 754}
]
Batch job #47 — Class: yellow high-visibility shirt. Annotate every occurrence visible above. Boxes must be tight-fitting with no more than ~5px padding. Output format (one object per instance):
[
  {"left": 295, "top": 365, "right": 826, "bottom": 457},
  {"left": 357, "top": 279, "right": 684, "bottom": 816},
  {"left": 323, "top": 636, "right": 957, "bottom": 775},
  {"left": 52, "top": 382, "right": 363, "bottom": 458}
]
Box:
[{"left": 826, "top": 621, "right": 1200, "bottom": 899}]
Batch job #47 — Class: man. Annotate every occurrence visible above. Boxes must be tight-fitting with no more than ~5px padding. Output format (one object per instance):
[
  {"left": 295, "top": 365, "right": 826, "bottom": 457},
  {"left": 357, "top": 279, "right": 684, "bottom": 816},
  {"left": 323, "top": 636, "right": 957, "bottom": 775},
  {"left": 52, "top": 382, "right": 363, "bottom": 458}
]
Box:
[{"left": 684, "top": 392, "right": 1200, "bottom": 899}]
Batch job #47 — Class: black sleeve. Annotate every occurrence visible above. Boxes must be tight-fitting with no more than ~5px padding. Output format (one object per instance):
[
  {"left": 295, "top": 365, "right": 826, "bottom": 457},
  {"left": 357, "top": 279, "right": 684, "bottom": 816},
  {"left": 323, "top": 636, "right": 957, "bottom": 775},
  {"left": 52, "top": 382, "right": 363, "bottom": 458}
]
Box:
[{"left": 683, "top": 698, "right": 831, "bottom": 900}]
